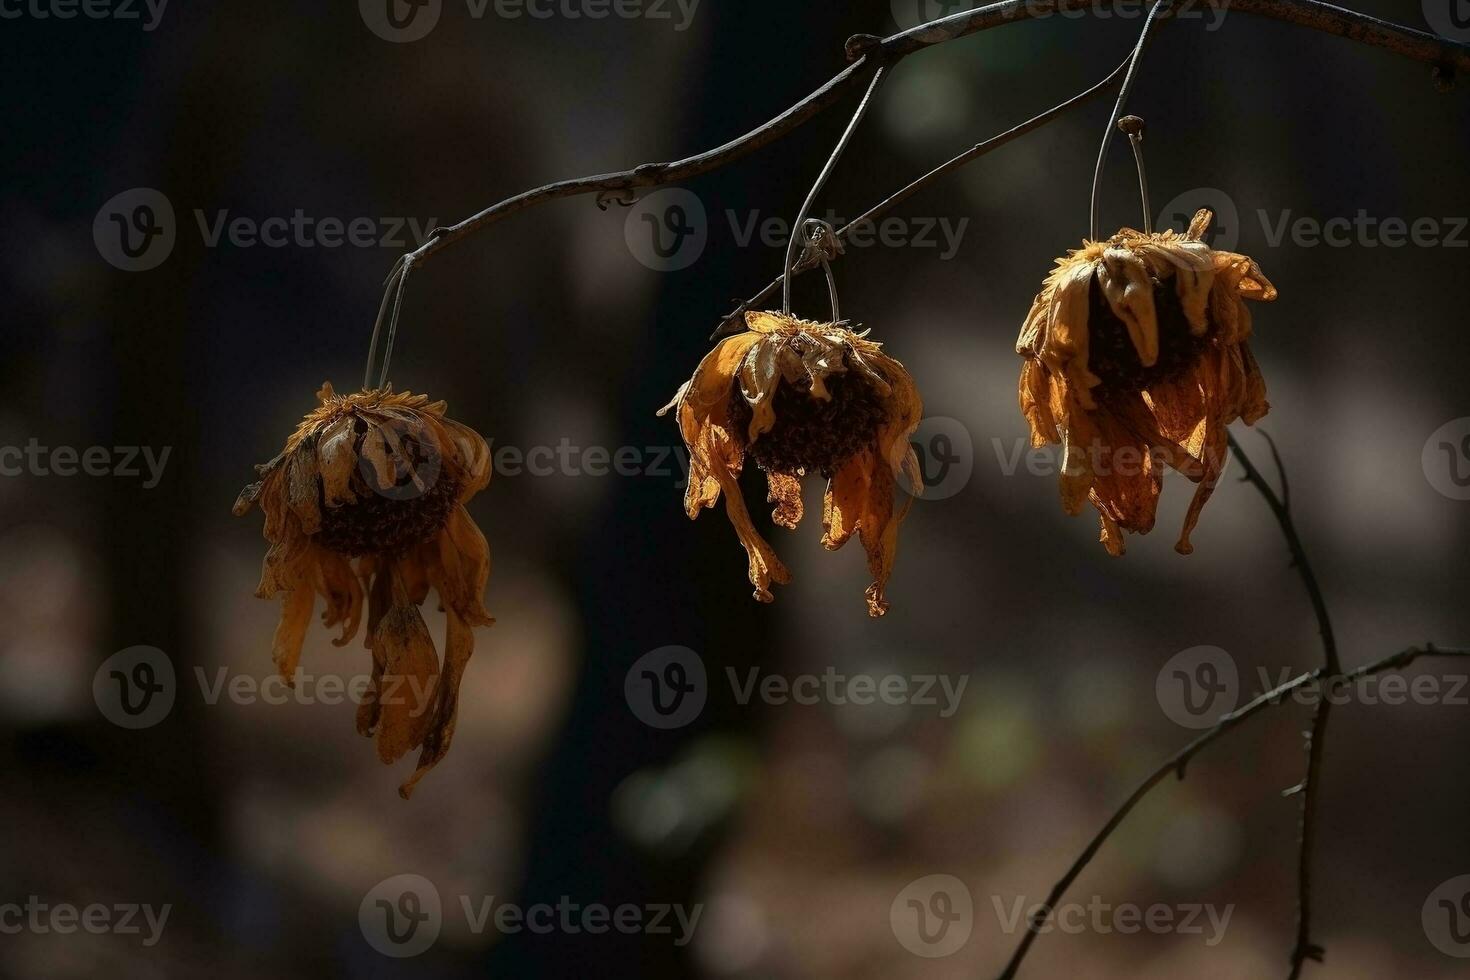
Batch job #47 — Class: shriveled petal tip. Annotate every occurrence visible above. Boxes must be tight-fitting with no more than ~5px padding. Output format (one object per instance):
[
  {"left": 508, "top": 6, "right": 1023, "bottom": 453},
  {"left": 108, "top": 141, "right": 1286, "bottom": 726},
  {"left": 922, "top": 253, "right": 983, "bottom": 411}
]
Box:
[
  {"left": 656, "top": 381, "right": 690, "bottom": 417},
  {"left": 1099, "top": 512, "right": 1126, "bottom": 556},
  {"left": 1186, "top": 209, "right": 1213, "bottom": 240},
  {"left": 316, "top": 381, "right": 337, "bottom": 403},
  {"left": 766, "top": 471, "right": 803, "bottom": 530},
  {"left": 271, "top": 584, "right": 315, "bottom": 683},
  {"left": 709, "top": 445, "right": 790, "bottom": 603},
  {"left": 399, "top": 604, "right": 476, "bottom": 799},
  {"left": 233, "top": 481, "right": 263, "bottom": 516}
]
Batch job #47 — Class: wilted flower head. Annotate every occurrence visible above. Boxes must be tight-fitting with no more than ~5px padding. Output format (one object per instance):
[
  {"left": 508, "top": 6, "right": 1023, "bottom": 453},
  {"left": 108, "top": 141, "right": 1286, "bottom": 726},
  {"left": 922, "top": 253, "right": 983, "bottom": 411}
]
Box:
[
  {"left": 1016, "top": 209, "right": 1277, "bottom": 555},
  {"left": 659, "top": 311, "right": 922, "bottom": 616},
  {"left": 233, "top": 383, "right": 493, "bottom": 798}
]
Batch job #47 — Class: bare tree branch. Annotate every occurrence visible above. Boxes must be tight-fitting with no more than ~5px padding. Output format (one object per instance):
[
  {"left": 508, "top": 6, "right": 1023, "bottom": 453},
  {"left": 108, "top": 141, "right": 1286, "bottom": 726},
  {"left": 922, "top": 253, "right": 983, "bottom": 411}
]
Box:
[{"left": 366, "top": 0, "right": 1468, "bottom": 383}]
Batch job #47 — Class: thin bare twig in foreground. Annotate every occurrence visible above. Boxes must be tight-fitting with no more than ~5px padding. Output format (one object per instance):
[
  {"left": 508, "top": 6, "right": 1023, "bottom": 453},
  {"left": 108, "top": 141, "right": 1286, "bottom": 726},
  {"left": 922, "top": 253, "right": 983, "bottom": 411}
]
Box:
[
  {"left": 994, "top": 643, "right": 1469, "bottom": 979},
  {"left": 1228, "top": 429, "right": 1338, "bottom": 977}
]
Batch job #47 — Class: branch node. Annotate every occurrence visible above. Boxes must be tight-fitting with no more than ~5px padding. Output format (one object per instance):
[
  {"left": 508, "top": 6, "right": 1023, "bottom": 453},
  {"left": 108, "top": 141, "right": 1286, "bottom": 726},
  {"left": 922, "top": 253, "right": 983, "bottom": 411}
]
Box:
[
  {"left": 844, "top": 33, "right": 883, "bottom": 63},
  {"left": 594, "top": 188, "right": 638, "bottom": 210}
]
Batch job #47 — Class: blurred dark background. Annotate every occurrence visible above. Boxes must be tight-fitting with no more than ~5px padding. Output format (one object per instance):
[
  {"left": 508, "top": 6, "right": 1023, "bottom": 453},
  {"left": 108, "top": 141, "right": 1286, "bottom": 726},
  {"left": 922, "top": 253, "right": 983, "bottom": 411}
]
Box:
[{"left": 2, "top": 0, "right": 1468, "bottom": 977}]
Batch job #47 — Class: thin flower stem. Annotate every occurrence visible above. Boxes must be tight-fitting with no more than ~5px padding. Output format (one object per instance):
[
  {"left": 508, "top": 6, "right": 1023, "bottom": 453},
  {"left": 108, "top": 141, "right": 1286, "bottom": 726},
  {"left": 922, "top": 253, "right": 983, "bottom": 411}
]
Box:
[
  {"left": 992, "top": 645, "right": 1468, "bottom": 979},
  {"left": 362, "top": 255, "right": 409, "bottom": 390},
  {"left": 782, "top": 67, "right": 887, "bottom": 315},
  {"left": 1227, "top": 429, "right": 1339, "bottom": 976},
  {"left": 1088, "top": 0, "right": 1168, "bottom": 241},
  {"left": 713, "top": 53, "right": 1134, "bottom": 339},
  {"left": 1122, "top": 121, "right": 1152, "bottom": 233}
]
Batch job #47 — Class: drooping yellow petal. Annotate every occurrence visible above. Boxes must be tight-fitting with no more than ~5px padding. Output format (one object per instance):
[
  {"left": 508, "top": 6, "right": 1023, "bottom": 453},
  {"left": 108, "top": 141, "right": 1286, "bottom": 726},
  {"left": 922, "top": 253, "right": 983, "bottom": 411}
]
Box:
[
  {"left": 822, "top": 453, "right": 870, "bottom": 551},
  {"left": 371, "top": 593, "right": 440, "bottom": 766},
  {"left": 316, "top": 415, "right": 358, "bottom": 508},
  {"left": 1097, "top": 247, "right": 1159, "bottom": 367},
  {"left": 400, "top": 603, "right": 475, "bottom": 800},
  {"left": 271, "top": 582, "right": 314, "bottom": 683}
]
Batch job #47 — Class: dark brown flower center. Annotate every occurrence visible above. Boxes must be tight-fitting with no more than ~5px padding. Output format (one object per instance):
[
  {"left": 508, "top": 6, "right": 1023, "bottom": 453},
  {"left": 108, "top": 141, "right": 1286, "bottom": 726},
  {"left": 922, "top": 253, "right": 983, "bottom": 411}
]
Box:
[
  {"left": 1087, "top": 272, "right": 1211, "bottom": 393},
  {"left": 726, "top": 359, "right": 888, "bottom": 478},
  {"left": 313, "top": 423, "right": 461, "bottom": 558}
]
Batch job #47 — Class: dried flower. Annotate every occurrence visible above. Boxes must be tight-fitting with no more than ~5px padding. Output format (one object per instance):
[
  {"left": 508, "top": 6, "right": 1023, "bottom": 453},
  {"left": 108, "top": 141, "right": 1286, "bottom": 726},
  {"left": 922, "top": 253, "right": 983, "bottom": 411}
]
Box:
[
  {"left": 1016, "top": 209, "right": 1277, "bottom": 555},
  {"left": 233, "top": 383, "right": 493, "bottom": 798},
  {"left": 660, "top": 311, "right": 922, "bottom": 616}
]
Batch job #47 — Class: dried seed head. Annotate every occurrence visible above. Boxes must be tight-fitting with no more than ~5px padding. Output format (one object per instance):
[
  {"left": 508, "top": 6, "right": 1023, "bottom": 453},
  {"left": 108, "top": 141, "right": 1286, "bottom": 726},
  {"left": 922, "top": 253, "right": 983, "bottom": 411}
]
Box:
[
  {"left": 727, "top": 363, "right": 887, "bottom": 478},
  {"left": 314, "top": 421, "right": 461, "bottom": 557}
]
